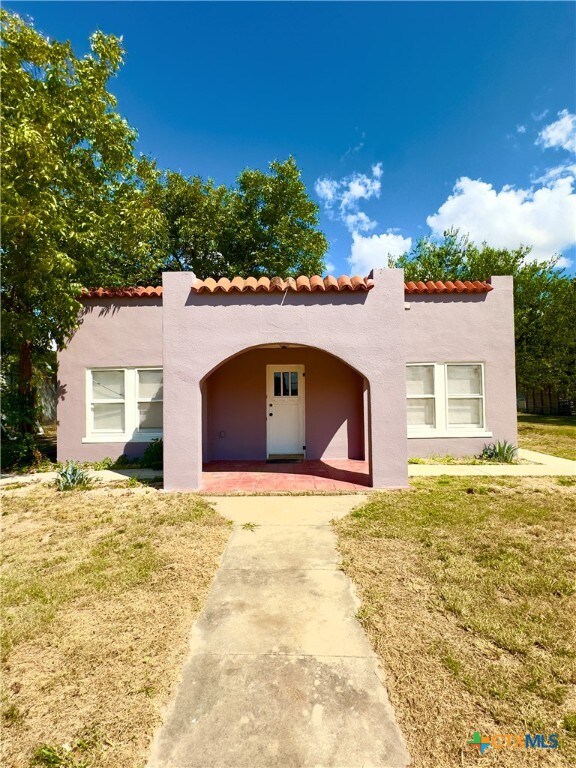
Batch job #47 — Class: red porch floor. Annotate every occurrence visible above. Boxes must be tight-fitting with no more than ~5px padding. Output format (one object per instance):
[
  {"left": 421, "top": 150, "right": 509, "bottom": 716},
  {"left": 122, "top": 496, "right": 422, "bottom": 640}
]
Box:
[{"left": 201, "top": 459, "right": 370, "bottom": 492}]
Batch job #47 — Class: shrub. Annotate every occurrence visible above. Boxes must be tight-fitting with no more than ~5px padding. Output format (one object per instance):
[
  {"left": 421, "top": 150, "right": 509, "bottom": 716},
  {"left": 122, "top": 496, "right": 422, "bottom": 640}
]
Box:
[
  {"left": 113, "top": 453, "right": 131, "bottom": 467},
  {"left": 56, "top": 461, "right": 91, "bottom": 491},
  {"left": 90, "top": 456, "right": 114, "bottom": 470},
  {"left": 480, "top": 440, "right": 517, "bottom": 463},
  {"left": 141, "top": 439, "right": 163, "bottom": 470}
]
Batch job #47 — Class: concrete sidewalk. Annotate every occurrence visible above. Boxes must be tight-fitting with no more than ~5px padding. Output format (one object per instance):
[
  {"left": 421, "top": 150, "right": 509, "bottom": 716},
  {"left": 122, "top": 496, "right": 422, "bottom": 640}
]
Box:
[
  {"left": 0, "top": 467, "right": 161, "bottom": 487},
  {"left": 147, "top": 496, "right": 410, "bottom": 768},
  {"left": 2, "top": 448, "right": 574, "bottom": 490},
  {"left": 408, "top": 448, "right": 576, "bottom": 477}
]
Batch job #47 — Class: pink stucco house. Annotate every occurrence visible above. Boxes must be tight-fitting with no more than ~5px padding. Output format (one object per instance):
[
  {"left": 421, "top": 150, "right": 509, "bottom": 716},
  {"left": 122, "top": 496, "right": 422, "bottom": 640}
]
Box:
[{"left": 57, "top": 269, "right": 517, "bottom": 491}]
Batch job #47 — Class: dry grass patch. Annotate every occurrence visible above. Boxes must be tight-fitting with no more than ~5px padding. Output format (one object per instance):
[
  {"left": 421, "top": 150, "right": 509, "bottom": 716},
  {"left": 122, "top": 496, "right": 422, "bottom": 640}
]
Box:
[
  {"left": 1, "top": 485, "right": 231, "bottom": 768},
  {"left": 335, "top": 476, "right": 576, "bottom": 768},
  {"left": 518, "top": 413, "right": 576, "bottom": 461}
]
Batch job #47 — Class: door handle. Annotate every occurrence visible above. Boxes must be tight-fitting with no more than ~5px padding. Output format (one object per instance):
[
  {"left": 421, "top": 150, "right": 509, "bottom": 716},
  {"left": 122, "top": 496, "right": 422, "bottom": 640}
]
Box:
[{"left": 269, "top": 413, "right": 273, "bottom": 416}]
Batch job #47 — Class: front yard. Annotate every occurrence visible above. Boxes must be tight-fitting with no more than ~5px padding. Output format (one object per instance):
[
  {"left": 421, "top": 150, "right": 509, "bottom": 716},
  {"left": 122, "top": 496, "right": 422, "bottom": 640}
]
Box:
[
  {"left": 518, "top": 413, "right": 576, "bottom": 461},
  {"left": 1, "top": 485, "right": 231, "bottom": 768},
  {"left": 2, "top": 476, "right": 575, "bottom": 767},
  {"left": 335, "top": 476, "right": 576, "bottom": 767}
]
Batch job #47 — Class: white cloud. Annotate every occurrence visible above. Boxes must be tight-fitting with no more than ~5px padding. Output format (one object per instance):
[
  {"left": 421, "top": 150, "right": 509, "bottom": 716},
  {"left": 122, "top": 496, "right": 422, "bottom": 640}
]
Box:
[
  {"left": 517, "top": 124, "right": 526, "bottom": 134},
  {"left": 532, "top": 109, "right": 549, "bottom": 122},
  {"left": 532, "top": 163, "right": 576, "bottom": 185},
  {"left": 316, "top": 164, "right": 414, "bottom": 273},
  {"left": 536, "top": 109, "right": 576, "bottom": 154},
  {"left": 324, "top": 261, "right": 335, "bottom": 274},
  {"left": 314, "top": 165, "right": 382, "bottom": 232},
  {"left": 343, "top": 211, "right": 377, "bottom": 233},
  {"left": 427, "top": 176, "right": 576, "bottom": 264},
  {"left": 315, "top": 178, "right": 339, "bottom": 205},
  {"left": 348, "top": 232, "right": 412, "bottom": 274}
]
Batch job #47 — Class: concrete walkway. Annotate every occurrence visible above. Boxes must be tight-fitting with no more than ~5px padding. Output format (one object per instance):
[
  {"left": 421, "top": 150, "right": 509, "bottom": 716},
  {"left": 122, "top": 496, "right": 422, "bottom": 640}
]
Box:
[
  {"left": 0, "top": 467, "right": 161, "bottom": 487},
  {"left": 147, "top": 496, "right": 410, "bottom": 768},
  {"left": 409, "top": 448, "right": 576, "bottom": 477},
  {"left": 2, "top": 449, "right": 574, "bottom": 491}
]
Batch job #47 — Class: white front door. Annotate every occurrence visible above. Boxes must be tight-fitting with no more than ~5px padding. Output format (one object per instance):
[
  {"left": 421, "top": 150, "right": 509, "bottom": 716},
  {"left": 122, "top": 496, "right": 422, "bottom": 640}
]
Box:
[{"left": 266, "top": 365, "right": 305, "bottom": 457}]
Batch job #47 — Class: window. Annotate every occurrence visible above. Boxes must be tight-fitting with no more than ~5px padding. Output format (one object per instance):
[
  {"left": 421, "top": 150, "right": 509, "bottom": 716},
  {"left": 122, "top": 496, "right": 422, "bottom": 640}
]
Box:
[
  {"left": 85, "top": 368, "right": 163, "bottom": 442},
  {"left": 406, "top": 365, "right": 435, "bottom": 430},
  {"left": 273, "top": 370, "right": 300, "bottom": 397},
  {"left": 447, "top": 364, "right": 483, "bottom": 428},
  {"left": 406, "top": 363, "right": 488, "bottom": 437},
  {"left": 137, "top": 369, "right": 163, "bottom": 431},
  {"left": 90, "top": 370, "right": 125, "bottom": 433}
]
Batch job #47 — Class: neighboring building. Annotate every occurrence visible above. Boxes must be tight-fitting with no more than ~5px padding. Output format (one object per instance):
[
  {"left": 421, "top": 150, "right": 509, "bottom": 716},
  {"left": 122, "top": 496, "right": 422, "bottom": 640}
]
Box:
[{"left": 57, "top": 269, "right": 517, "bottom": 490}]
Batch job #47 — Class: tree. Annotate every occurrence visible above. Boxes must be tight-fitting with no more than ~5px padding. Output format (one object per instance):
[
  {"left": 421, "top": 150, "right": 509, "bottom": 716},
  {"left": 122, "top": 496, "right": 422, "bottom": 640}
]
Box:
[
  {"left": 155, "top": 157, "right": 327, "bottom": 280},
  {"left": 1, "top": 10, "right": 164, "bottom": 452},
  {"left": 396, "top": 229, "right": 576, "bottom": 398}
]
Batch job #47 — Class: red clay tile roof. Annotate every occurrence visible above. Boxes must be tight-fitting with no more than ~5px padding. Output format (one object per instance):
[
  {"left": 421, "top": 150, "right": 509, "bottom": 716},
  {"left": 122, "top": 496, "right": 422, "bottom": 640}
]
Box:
[
  {"left": 191, "top": 275, "right": 374, "bottom": 293},
  {"left": 81, "top": 277, "right": 494, "bottom": 299},
  {"left": 81, "top": 286, "right": 163, "bottom": 298},
  {"left": 404, "top": 279, "right": 493, "bottom": 294}
]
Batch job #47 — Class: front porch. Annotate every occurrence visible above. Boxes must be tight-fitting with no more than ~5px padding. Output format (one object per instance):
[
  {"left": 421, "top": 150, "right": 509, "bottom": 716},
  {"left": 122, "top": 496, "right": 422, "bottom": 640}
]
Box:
[{"left": 202, "top": 459, "right": 370, "bottom": 492}]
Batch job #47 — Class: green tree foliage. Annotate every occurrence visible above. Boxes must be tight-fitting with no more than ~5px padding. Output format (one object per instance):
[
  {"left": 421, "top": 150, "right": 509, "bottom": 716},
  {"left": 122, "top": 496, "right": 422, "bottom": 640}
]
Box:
[
  {"left": 396, "top": 230, "right": 576, "bottom": 397},
  {"left": 1, "top": 10, "right": 164, "bottom": 452},
  {"left": 154, "top": 157, "right": 327, "bottom": 280}
]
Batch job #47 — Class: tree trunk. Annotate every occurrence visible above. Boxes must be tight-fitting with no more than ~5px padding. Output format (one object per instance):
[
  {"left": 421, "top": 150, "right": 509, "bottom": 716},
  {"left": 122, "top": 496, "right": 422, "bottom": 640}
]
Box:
[{"left": 18, "top": 341, "right": 35, "bottom": 434}]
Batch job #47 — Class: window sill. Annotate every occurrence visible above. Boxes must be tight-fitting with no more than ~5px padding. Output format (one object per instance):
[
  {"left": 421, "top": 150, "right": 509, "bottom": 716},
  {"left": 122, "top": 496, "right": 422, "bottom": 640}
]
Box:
[
  {"left": 82, "top": 432, "right": 163, "bottom": 444},
  {"left": 408, "top": 430, "right": 493, "bottom": 439}
]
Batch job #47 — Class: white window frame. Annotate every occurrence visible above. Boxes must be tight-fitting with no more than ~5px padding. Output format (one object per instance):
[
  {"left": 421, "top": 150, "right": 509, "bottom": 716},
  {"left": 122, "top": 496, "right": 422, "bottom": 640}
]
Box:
[
  {"left": 83, "top": 367, "right": 163, "bottom": 443},
  {"left": 406, "top": 364, "right": 437, "bottom": 434},
  {"left": 406, "top": 362, "right": 491, "bottom": 439}
]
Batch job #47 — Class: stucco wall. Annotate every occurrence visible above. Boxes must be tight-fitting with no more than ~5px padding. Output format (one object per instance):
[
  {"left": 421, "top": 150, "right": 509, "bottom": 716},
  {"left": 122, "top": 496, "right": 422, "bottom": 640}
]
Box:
[
  {"left": 57, "top": 299, "right": 163, "bottom": 462},
  {"left": 163, "top": 269, "right": 409, "bottom": 490},
  {"left": 56, "top": 271, "right": 517, "bottom": 482},
  {"left": 204, "top": 347, "right": 365, "bottom": 461},
  {"left": 403, "top": 276, "right": 517, "bottom": 457}
]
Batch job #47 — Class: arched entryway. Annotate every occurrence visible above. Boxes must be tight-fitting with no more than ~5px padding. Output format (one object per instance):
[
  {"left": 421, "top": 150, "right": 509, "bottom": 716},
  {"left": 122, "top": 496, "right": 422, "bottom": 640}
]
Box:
[{"left": 200, "top": 344, "right": 371, "bottom": 490}]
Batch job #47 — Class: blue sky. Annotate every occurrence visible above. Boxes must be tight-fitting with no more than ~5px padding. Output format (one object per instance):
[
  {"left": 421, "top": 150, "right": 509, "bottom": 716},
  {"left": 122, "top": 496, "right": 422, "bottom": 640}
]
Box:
[{"left": 10, "top": 1, "right": 576, "bottom": 275}]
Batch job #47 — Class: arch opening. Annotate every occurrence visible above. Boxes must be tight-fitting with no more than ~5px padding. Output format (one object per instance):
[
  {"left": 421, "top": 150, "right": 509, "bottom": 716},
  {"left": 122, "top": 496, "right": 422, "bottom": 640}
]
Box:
[{"left": 201, "top": 344, "right": 371, "bottom": 489}]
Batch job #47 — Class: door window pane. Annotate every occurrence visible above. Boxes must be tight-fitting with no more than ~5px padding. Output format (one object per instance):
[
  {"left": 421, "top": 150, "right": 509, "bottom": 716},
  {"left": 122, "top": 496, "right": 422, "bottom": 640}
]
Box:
[
  {"left": 92, "top": 370, "right": 124, "bottom": 400},
  {"left": 139, "top": 402, "right": 163, "bottom": 431},
  {"left": 274, "top": 372, "right": 281, "bottom": 396},
  {"left": 93, "top": 403, "right": 125, "bottom": 431},
  {"left": 447, "top": 365, "right": 482, "bottom": 396},
  {"left": 448, "top": 398, "right": 483, "bottom": 426},
  {"left": 407, "top": 398, "right": 435, "bottom": 426},
  {"left": 407, "top": 365, "right": 434, "bottom": 396},
  {"left": 138, "top": 369, "right": 163, "bottom": 400},
  {"left": 290, "top": 371, "right": 298, "bottom": 396},
  {"left": 282, "top": 372, "right": 290, "bottom": 396}
]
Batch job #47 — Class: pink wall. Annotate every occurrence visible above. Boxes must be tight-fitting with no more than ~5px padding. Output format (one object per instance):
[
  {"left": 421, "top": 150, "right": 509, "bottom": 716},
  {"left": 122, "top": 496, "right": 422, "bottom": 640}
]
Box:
[
  {"left": 403, "top": 276, "right": 517, "bottom": 457},
  {"left": 204, "top": 347, "right": 365, "bottom": 461},
  {"left": 57, "top": 299, "right": 163, "bottom": 462},
  {"left": 56, "top": 271, "right": 517, "bottom": 486},
  {"left": 163, "top": 269, "right": 409, "bottom": 490}
]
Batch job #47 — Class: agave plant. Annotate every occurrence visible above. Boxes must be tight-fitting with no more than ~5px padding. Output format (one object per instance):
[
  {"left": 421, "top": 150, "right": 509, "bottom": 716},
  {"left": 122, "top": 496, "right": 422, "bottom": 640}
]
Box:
[
  {"left": 56, "top": 461, "right": 91, "bottom": 491},
  {"left": 480, "top": 441, "right": 517, "bottom": 464}
]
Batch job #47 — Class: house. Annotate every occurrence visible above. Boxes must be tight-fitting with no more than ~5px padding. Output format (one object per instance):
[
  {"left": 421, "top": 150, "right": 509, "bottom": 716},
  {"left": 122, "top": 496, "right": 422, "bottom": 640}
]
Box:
[{"left": 57, "top": 269, "right": 517, "bottom": 490}]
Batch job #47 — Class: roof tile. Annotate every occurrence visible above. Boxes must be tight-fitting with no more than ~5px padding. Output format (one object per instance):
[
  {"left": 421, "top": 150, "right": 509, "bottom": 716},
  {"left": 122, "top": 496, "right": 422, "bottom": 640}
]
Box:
[
  {"left": 80, "top": 286, "right": 163, "bottom": 298},
  {"left": 404, "top": 279, "right": 493, "bottom": 295},
  {"left": 81, "top": 276, "right": 494, "bottom": 299},
  {"left": 190, "top": 275, "right": 375, "bottom": 293}
]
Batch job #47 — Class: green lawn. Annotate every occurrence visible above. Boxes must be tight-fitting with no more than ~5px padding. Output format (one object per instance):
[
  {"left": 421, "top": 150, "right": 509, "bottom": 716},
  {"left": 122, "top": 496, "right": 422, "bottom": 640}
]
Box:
[
  {"left": 518, "top": 413, "right": 576, "bottom": 461},
  {"left": 335, "top": 476, "right": 576, "bottom": 768}
]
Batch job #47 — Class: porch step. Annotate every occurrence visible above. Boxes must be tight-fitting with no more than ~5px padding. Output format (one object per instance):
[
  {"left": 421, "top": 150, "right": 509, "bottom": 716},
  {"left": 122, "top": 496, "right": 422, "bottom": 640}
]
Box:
[{"left": 267, "top": 454, "right": 305, "bottom": 463}]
